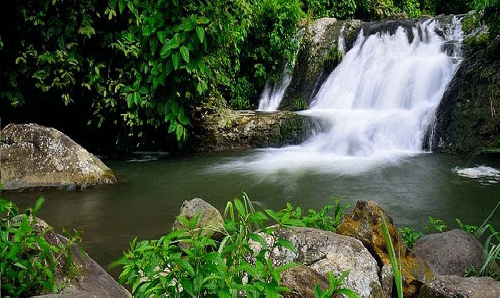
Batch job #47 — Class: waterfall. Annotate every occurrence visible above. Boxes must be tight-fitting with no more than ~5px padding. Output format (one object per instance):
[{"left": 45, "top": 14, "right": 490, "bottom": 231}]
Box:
[
  {"left": 218, "top": 17, "right": 464, "bottom": 176},
  {"left": 257, "top": 70, "right": 292, "bottom": 111}
]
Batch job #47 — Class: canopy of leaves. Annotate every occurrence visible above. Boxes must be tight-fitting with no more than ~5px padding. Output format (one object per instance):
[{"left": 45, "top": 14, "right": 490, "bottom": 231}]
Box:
[{"left": 0, "top": 0, "right": 482, "bottom": 151}]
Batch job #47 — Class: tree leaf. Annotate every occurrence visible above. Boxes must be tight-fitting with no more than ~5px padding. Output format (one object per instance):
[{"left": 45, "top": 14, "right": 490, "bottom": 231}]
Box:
[
  {"left": 180, "top": 46, "right": 189, "bottom": 63},
  {"left": 172, "top": 52, "right": 180, "bottom": 70},
  {"left": 196, "top": 26, "right": 205, "bottom": 43}
]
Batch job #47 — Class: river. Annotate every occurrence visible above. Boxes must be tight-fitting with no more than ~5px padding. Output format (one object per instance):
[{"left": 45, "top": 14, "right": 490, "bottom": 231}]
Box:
[{"left": 4, "top": 151, "right": 500, "bottom": 279}]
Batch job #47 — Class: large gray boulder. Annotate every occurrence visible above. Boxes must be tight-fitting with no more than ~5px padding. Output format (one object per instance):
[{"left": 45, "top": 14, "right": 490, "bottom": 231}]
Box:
[
  {"left": 418, "top": 275, "right": 500, "bottom": 298},
  {"left": 0, "top": 123, "right": 116, "bottom": 190},
  {"left": 412, "top": 229, "right": 484, "bottom": 276},
  {"left": 250, "top": 226, "right": 384, "bottom": 298}
]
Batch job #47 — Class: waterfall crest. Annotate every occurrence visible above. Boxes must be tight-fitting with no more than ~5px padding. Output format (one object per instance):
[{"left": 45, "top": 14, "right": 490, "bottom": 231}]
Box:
[{"left": 218, "top": 17, "right": 464, "bottom": 176}]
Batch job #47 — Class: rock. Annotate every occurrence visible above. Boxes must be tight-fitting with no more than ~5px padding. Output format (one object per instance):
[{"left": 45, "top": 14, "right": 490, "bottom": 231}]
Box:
[
  {"left": 16, "top": 217, "right": 131, "bottom": 298},
  {"left": 412, "top": 229, "right": 484, "bottom": 276},
  {"left": 336, "top": 200, "right": 434, "bottom": 297},
  {"left": 280, "top": 18, "right": 362, "bottom": 111},
  {"left": 430, "top": 23, "right": 500, "bottom": 154},
  {"left": 418, "top": 275, "right": 500, "bottom": 298},
  {"left": 171, "top": 198, "right": 224, "bottom": 239},
  {"left": 0, "top": 123, "right": 116, "bottom": 190},
  {"left": 191, "top": 108, "right": 310, "bottom": 151},
  {"left": 250, "top": 226, "right": 384, "bottom": 298},
  {"left": 281, "top": 265, "right": 330, "bottom": 298}
]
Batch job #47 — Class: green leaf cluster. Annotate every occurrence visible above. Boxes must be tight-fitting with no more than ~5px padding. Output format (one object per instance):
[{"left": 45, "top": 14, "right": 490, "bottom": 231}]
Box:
[
  {"left": 0, "top": 197, "right": 81, "bottom": 297},
  {"left": 113, "top": 194, "right": 297, "bottom": 297},
  {"left": 113, "top": 194, "right": 359, "bottom": 297}
]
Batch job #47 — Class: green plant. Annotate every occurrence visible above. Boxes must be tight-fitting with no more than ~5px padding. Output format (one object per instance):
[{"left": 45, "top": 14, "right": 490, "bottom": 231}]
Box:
[
  {"left": 424, "top": 216, "right": 448, "bottom": 232},
  {"left": 0, "top": 197, "right": 58, "bottom": 296},
  {"left": 265, "top": 198, "right": 348, "bottom": 232},
  {"left": 398, "top": 227, "right": 424, "bottom": 249},
  {"left": 113, "top": 194, "right": 297, "bottom": 297},
  {"left": 0, "top": 197, "right": 81, "bottom": 297},
  {"left": 314, "top": 270, "right": 360, "bottom": 298},
  {"left": 380, "top": 213, "right": 403, "bottom": 298}
]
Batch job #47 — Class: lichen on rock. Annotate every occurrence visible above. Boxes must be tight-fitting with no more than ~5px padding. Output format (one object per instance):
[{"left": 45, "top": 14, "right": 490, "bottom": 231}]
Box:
[{"left": 0, "top": 123, "right": 116, "bottom": 190}]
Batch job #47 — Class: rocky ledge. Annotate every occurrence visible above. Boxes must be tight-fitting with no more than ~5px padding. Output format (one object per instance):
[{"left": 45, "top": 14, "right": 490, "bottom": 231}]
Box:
[
  {"left": 190, "top": 108, "right": 311, "bottom": 151},
  {"left": 0, "top": 123, "right": 116, "bottom": 191}
]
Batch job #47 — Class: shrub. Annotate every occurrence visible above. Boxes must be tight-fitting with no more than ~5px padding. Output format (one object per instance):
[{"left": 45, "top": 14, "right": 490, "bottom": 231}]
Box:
[{"left": 0, "top": 196, "right": 80, "bottom": 297}]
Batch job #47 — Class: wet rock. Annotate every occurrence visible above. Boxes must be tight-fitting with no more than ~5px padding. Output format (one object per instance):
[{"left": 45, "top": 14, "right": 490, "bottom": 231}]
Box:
[
  {"left": 430, "top": 27, "right": 500, "bottom": 154},
  {"left": 250, "top": 226, "right": 384, "bottom": 298},
  {"left": 171, "top": 198, "right": 224, "bottom": 239},
  {"left": 21, "top": 217, "right": 131, "bottom": 298},
  {"left": 418, "top": 275, "right": 500, "bottom": 298},
  {"left": 412, "top": 229, "right": 484, "bottom": 276},
  {"left": 336, "top": 200, "right": 434, "bottom": 297},
  {"left": 191, "top": 108, "right": 310, "bottom": 151},
  {"left": 0, "top": 123, "right": 116, "bottom": 190}
]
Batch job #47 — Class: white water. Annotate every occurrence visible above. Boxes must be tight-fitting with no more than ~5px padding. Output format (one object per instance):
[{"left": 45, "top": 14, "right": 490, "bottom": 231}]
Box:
[
  {"left": 216, "top": 18, "right": 464, "bottom": 176},
  {"left": 257, "top": 70, "right": 292, "bottom": 111}
]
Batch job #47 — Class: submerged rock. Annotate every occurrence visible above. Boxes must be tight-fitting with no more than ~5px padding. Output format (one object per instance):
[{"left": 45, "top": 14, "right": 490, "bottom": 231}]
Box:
[
  {"left": 0, "top": 123, "right": 116, "bottom": 190},
  {"left": 250, "top": 226, "right": 384, "bottom": 298},
  {"left": 336, "top": 200, "right": 434, "bottom": 297},
  {"left": 412, "top": 229, "right": 484, "bottom": 276}
]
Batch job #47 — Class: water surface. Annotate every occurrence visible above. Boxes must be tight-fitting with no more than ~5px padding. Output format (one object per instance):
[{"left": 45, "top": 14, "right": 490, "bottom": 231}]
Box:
[{"left": 4, "top": 151, "right": 500, "bottom": 279}]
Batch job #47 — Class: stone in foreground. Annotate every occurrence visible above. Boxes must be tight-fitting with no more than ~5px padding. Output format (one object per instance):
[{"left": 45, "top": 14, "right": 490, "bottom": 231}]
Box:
[
  {"left": 0, "top": 123, "right": 116, "bottom": 190},
  {"left": 336, "top": 200, "right": 434, "bottom": 297},
  {"left": 412, "top": 229, "right": 484, "bottom": 276},
  {"left": 23, "top": 217, "right": 131, "bottom": 298},
  {"left": 250, "top": 226, "right": 384, "bottom": 298},
  {"left": 418, "top": 275, "right": 500, "bottom": 298}
]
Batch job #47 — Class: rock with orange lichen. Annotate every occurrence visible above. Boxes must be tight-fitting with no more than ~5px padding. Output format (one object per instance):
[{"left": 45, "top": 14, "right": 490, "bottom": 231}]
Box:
[{"left": 335, "top": 200, "right": 434, "bottom": 298}]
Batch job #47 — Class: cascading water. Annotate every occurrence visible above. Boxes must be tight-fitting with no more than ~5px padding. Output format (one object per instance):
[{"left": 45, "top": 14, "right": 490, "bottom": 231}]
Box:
[
  {"left": 214, "top": 17, "right": 464, "bottom": 176},
  {"left": 257, "top": 71, "right": 292, "bottom": 111}
]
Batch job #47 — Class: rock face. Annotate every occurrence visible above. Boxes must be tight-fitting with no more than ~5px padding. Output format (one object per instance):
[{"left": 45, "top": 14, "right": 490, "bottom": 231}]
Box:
[
  {"left": 23, "top": 217, "right": 131, "bottom": 298},
  {"left": 279, "top": 18, "right": 362, "bottom": 111},
  {"left": 191, "top": 108, "right": 310, "bottom": 151},
  {"left": 412, "top": 229, "right": 484, "bottom": 276},
  {"left": 0, "top": 123, "right": 116, "bottom": 190},
  {"left": 335, "top": 200, "right": 434, "bottom": 297},
  {"left": 430, "top": 31, "right": 500, "bottom": 153},
  {"left": 250, "top": 226, "right": 384, "bottom": 298},
  {"left": 418, "top": 275, "right": 500, "bottom": 298},
  {"left": 171, "top": 198, "right": 225, "bottom": 239}
]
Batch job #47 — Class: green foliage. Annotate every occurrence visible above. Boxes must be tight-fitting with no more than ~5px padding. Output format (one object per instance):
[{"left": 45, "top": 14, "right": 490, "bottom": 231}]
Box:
[
  {"left": 1, "top": 197, "right": 57, "bottom": 296},
  {"left": 114, "top": 194, "right": 296, "bottom": 297},
  {"left": 0, "top": 197, "right": 81, "bottom": 297},
  {"left": 380, "top": 213, "right": 403, "bottom": 298},
  {"left": 114, "top": 194, "right": 359, "bottom": 297},
  {"left": 2, "top": 0, "right": 304, "bottom": 147},
  {"left": 471, "top": 0, "right": 500, "bottom": 46},
  {"left": 314, "top": 271, "right": 360, "bottom": 298},
  {"left": 424, "top": 216, "right": 448, "bottom": 232},
  {"left": 302, "top": 0, "right": 357, "bottom": 18},
  {"left": 265, "top": 198, "right": 349, "bottom": 231},
  {"left": 398, "top": 227, "right": 424, "bottom": 248}
]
